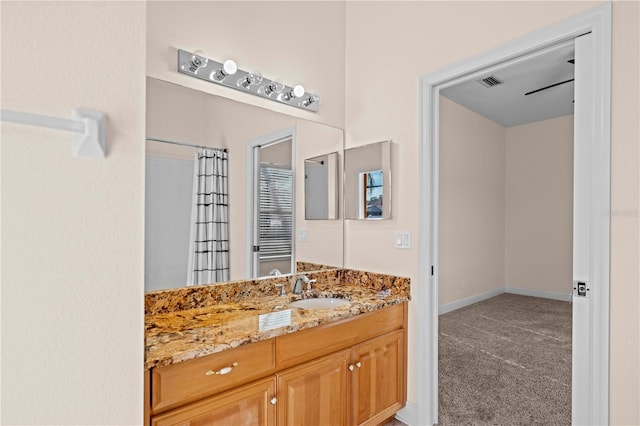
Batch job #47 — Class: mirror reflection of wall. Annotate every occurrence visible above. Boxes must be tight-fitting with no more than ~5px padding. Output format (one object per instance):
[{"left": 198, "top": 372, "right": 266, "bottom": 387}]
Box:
[
  {"left": 305, "top": 152, "right": 339, "bottom": 220},
  {"left": 344, "top": 141, "right": 392, "bottom": 220},
  {"left": 145, "top": 77, "right": 344, "bottom": 292},
  {"left": 145, "top": 155, "right": 193, "bottom": 292}
]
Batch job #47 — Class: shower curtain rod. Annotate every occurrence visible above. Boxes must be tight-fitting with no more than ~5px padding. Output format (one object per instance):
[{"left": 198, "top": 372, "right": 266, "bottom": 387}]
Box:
[{"left": 146, "top": 136, "right": 227, "bottom": 152}]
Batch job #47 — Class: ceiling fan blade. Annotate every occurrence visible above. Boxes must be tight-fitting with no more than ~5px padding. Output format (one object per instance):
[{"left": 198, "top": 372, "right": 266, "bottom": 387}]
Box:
[{"left": 524, "top": 78, "right": 575, "bottom": 96}]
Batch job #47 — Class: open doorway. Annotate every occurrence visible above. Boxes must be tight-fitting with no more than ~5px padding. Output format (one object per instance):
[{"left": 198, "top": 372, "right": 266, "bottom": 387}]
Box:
[
  {"left": 436, "top": 40, "right": 575, "bottom": 424},
  {"left": 415, "top": 5, "right": 611, "bottom": 425},
  {"left": 247, "top": 132, "right": 295, "bottom": 278}
]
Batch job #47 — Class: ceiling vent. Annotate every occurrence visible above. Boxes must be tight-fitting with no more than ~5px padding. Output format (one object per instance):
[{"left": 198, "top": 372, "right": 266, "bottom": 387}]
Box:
[{"left": 477, "top": 75, "right": 504, "bottom": 88}]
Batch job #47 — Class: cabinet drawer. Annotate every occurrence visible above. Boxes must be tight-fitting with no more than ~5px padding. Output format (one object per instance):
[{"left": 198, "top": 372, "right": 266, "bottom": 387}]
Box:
[
  {"left": 276, "top": 303, "right": 405, "bottom": 370},
  {"left": 151, "top": 339, "right": 275, "bottom": 414},
  {"left": 151, "top": 377, "right": 276, "bottom": 426}
]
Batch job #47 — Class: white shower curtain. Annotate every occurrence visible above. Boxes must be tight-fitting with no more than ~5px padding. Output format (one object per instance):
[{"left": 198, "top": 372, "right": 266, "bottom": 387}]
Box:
[{"left": 187, "top": 148, "right": 229, "bottom": 285}]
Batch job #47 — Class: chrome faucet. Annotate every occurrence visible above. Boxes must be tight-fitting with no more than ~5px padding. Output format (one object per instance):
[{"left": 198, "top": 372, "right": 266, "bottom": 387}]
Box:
[{"left": 292, "top": 275, "right": 317, "bottom": 295}]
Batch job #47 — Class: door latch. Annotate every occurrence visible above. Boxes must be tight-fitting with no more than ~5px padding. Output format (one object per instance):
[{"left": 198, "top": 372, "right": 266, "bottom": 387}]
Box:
[{"left": 573, "top": 280, "right": 590, "bottom": 297}]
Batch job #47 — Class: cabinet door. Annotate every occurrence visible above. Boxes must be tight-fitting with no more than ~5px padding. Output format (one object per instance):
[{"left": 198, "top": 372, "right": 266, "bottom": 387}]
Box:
[
  {"left": 351, "top": 330, "right": 405, "bottom": 426},
  {"left": 151, "top": 377, "right": 276, "bottom": 426},
  {"left": 277, "top": 349, "right": 351, "bottom": 426}
]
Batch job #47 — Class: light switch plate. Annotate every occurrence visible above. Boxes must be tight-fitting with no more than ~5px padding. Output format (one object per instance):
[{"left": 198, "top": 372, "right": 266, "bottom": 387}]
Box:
[
  {"left": 298, "top": 228, "right": 308, "bottom": 242},
  {"left": 395, "top": 231, "right": 411, "bottom": 249}
]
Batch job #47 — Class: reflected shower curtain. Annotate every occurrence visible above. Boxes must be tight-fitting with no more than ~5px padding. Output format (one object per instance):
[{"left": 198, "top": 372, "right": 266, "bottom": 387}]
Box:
[{"left": 187, "top": 148, "right": 229, "bottom": 285}]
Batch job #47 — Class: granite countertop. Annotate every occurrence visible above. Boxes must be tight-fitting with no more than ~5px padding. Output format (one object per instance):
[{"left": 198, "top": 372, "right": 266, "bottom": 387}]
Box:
[{"left": 145, "top": 276, "right": 410, "bottom": 370}]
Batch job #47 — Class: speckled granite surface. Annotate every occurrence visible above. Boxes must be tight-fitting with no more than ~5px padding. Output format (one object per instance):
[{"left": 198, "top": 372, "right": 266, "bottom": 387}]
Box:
[
  {"left": 145, "top": 269, "right": 410, "bottom": 370},
  {"left": 295, "top": 261, "right": 340, "bottom": 272},
  {"left": 145, "top": 269, "right": 342, "bottom": 316}
]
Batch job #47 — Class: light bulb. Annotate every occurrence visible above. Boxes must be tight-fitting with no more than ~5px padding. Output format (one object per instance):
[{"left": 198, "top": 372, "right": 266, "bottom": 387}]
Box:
[
  {"left": 302, "top": 94, "right": 320, "bottom": 107},
  {"left": 211, "top": 59, "right": 238, "bottom": 81},
  {"left": 184, "top": 50, "right": 208, "bottom": 73},
  {"left": 260, "top": 79, "right": 284, "bottom": 96},
  {"left": 292, "top": 85, "right": 305, "bottom": 98},
  {"left": 223, "top": 60, "right": 237, "bottom": 75},
  {"left": 237, "top": 71, "right": 263, "bottom": 88},
  {"left": 279, "top": 84, "right": 305, "bottom": 102}
]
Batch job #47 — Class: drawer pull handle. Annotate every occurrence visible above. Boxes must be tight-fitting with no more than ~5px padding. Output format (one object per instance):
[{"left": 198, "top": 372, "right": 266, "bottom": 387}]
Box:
[
  {"left": 348, "top": 364, "right": 354, "bottom": 371},
  {"left": 355, "top": 362, "right": 362, "bottom": 368},
  {"left": 205, "top": 362, "right": 238, "bottom": 376},
  {"left": 270, "top": 397, "right": 277, "bottom": 405}
]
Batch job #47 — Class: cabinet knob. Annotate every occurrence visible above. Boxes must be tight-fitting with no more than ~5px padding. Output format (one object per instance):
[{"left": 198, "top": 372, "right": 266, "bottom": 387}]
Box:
[
  {"left": 348, "top": 364, "right": 354, "bottom": 371},
  {"left": 355, "top": 361, "right": 362, "bottom": 368},
  {"left": 205, "top": 362, "right": 238, "bottom": 376},
  {"left": 270, "top": 397, "right": 277, "bottom": 405}
]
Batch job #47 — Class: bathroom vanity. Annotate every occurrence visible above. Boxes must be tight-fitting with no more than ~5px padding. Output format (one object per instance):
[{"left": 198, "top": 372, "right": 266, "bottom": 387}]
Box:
[{"left": 144, "top": 269, "right": 409, "bottom": 426}]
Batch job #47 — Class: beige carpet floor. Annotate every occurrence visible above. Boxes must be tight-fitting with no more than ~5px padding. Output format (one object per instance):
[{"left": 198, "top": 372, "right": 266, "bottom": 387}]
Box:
[{"left": 438, "top": 293, "right": 572, "bottom": 425}]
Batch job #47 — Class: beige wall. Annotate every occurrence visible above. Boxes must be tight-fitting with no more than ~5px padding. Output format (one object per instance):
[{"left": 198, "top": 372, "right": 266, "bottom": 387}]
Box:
[
  {"left": 1, "top": 2, "right": 145, "bottom": 424},
  {"left": 438, "top": 97, "right": 506, "bottom": 306},
  {"left": 345, "top": 1, "right": 639, "bottom": 421},
  {"left": 609, "top": 2, "right": 640, "bottom": 422},
  {"left": 439, "top": 101, "right": 573, "bottom": 306},
  {"left": 261, "top": 139, "right": 292, "bottom": 167},
  {"left": 147, "top": 1, "right": 346, "bottom": 129},
  {"left": 505, "top": 115, "right": 574, "bottom": 296}
]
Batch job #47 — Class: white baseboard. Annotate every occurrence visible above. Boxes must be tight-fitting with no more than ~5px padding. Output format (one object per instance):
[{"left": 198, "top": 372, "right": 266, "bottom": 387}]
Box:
[
  {"left": 439, "top": 286, "right": 572, "bottom": 315},
  {"left": 504, "top": 286, "right": 572, "bottom": 302},
  {"left": 395, "top": 401, "right": 417, "bottom": 426},
  {"left": 438, "top": 287, "right": 505, "bottom": 315}
]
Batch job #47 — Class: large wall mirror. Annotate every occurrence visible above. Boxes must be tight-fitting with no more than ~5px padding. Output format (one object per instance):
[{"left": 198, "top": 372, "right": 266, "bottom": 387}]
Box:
[{"left": 145, "top": 77, "right": 344, "bottom": 292}]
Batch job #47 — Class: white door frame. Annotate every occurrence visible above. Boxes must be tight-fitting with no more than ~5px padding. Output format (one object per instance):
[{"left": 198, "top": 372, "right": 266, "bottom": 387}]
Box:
[
  {"left": 416, "top": 4, "right": 611, "bottom": 426},
  {"left": 245, "top": 126, "right": 297, "bottom": 278}
]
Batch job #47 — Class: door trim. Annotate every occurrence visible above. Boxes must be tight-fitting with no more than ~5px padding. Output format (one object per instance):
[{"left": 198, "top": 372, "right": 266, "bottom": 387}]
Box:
[{"left": 415, "top": 4, "right": 611, "bottom": 425}]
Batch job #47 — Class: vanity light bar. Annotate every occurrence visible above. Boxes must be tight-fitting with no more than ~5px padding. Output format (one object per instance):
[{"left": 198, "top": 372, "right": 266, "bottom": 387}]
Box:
[{"left": 177, "top": 49, "right": 320, "bottom": 113}]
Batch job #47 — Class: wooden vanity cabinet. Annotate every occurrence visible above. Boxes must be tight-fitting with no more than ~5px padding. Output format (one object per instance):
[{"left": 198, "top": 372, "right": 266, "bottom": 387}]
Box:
[
  {"left": 276, "top": 330, "right": 405, "bottom": 426},
  {"left": 146, "top": 303, "right": 407, "bottom": 426},
  {"left": 274, "top": 303, "right": 406, "bottom": 426}
]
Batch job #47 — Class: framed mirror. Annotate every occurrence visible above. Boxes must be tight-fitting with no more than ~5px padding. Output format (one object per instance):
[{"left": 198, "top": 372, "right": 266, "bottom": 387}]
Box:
[
  {"left": 344, "top": 140, "right": 392, "bottom": 220},
  {"left": 145, "top": 77, "right": 343, "bottom": 292},
  {"left": 304, "top": 152, "right": 339, "bottom": 220}
]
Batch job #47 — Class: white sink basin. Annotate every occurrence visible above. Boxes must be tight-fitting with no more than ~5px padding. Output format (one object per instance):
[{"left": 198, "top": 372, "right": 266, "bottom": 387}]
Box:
[{"left": 289, "top": 298, "right": 350, "bottom": 309}]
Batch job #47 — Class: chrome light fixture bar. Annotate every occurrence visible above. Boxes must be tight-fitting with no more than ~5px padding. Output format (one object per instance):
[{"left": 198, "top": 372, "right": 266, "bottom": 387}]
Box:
[{"left": 177, "top": 49, "right": 320, "bottom": 112}]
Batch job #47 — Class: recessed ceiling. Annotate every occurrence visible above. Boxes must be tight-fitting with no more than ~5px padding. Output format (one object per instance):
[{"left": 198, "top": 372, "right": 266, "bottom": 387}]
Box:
[{"left": 441, "top": 43, "right": 575, "bottom": 127}]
